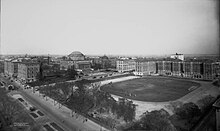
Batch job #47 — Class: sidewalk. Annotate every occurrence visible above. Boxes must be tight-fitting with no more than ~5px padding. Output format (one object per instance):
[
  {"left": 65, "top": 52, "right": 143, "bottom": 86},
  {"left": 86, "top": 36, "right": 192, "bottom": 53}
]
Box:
[{"left": 26, "top": 89, "right": 109, "bottom": 131}]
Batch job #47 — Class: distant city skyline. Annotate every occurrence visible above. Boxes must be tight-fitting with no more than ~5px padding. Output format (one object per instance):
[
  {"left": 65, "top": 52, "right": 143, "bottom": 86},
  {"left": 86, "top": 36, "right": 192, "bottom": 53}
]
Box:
[{"left": 1, "top": 0, "right": 219, "bottom": 56}]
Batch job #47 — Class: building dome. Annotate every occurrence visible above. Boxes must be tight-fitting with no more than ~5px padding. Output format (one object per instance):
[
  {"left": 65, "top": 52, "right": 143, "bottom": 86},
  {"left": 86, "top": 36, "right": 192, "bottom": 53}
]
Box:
[
  {"left": 100, "top": 55, "right": 108, "bottom": 59},
  {"left": 69, "top": 51, "right": 84, "bottom": 57},
  {"left": 68, "top": 51, "right": 85, "bottom": 61}
]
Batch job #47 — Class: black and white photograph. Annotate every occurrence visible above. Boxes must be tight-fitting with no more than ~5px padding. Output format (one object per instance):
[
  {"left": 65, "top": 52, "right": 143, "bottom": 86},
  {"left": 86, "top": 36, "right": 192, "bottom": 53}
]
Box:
[{"left": 0, "top": 0, "right": 219, "bottom": 131}]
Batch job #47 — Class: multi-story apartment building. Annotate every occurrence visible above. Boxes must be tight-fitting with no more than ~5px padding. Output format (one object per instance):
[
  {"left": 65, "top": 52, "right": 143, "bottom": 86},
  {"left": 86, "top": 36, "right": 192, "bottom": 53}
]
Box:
[
  {"left": 172, "top": 61, "right": 184, "bottom": 76},
  {"left": 213, "top": 62, "right": 220, "bottom": 79},
  {"left": 4, "top": 60, "right": 14, "bottom": 76},
  {"left": 134, "top": 59, "right": 156, "bottom": 76},
  {"left": 191, "top": 61, "right": 203, "bottom": 79},
  {"left": 184, "top": 61, "right": 193, "bottom": 78},
  {"left": 116, "top": 59, "right": 136, "bottom": 72},
  {"left": 109, "top": 58, "right": 117, "bottom": 68},
  {"left": 0, "top": 60, "right": 4, "bottom": 73},
  {"left": 115, "top": 55, "right": 219, "bottom": 81},
  {"left": 12, "top": 61, "right": 20, "bottom": 77},
  {"left": 17, "top": 62, "right": 39, "bottom": 82},
  {"left": 203, "top": 62, "right": 214, "bottom": 80},
  {"left": 156, "top": 61, "right": 165, "bottom": 75},
  {"left": 90, "top": 56, "right": 117, "bottom": 69},
  {"left": 164, "top": 61, "right": 173, "bottom": 76}
]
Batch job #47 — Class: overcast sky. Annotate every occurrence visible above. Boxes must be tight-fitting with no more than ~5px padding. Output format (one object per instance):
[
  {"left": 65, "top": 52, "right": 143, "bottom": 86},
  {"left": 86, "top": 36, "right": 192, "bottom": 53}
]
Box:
[{"left": 1, "top": 0, "right": 219, "bottom": 56}]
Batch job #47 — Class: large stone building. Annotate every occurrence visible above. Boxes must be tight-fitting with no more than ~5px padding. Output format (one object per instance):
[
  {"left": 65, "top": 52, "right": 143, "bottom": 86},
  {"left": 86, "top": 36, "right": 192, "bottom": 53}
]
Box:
[
  {"left": 60, "top": 60, "right": 74, "bottom": 70},
  {"left": 60, "top": 51, "right": 91, "bottom": 71},
  {"left": 91, "top": 55, "right": 116, "bottom": 69},
  {"left": 134, "top": 59, "right": 156, "bottom": 76},
  {"left": 4, "top": 60, "right": 18, "bottom": 77},
  {"left": 156, "top": 61, "right": 165, "bottom": 75},
  {"left": 74, "top": 61, "right": 91, "bottom": 71},
  {"left": 68, "top": 51, "right": 85, "bottom": 61},
  {"left": 17, "top": 62, "right": 39, "bottom": 82},
  {"left": 130, "top": 58, "right": 220, "bottom": 80},
  {"left": 116, "top": 59, "right": 136, "bottom": 72},
  {"left": 172, "top": 61, "right": 184, "bottom": 76},
  {"left": 191, "top": 61, "right": 203, "bottom": 79},
  {"left": 0, "top": 60, "right": 4, "bottom": 73}
]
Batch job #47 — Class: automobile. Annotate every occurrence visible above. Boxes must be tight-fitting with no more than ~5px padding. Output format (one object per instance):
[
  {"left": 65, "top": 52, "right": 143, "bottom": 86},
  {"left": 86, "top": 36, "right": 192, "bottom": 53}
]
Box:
[
  {"left": 8, "top": 85, "right": 14, "bottom": 90},
  {"left": 29, "top": 106, "right": 36, "bottom": 111},
  {"left": 0, "top": 82, "right": 4, "bottom": 87},
  {"left": 18, "top": 98, "right": 24, "bottom": 102}
]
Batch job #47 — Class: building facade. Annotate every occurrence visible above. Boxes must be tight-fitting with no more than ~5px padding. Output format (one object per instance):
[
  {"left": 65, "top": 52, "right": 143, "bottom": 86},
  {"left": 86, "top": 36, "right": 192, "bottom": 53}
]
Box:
[
  {"left": 17, "top": 63, "right": 39, "bottom": 82},
  {"left": 4, "top": 60, "right": 14, "bottom": 76},
  {"left": 68, "top": 51, "right": 85, "bottom": 61},
  {"left": 172, "top": 61, "right": 184, "bottom": 76},
  {"left": 116, "top": 59, "right": 136, "bottom": 72},
  {"left": 74, "top": 61, "right": 91, "bottom": 70},
  {"left": 170, "top": 53, "right": 184, "bottom": 61},
  {"left": 60, "top": 60, "right": 74, "bottom": 70},
  {"left": 0, "top": 60, "right": 4, "bottom": 73},
  {"left": 134, "top": 60, "right": 156, "bottom": 76}
]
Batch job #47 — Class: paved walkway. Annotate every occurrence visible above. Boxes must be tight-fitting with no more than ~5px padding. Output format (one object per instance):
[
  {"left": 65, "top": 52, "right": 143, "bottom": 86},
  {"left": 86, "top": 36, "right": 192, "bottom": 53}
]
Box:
[{"left": 24, "top": 88, "right": 109, "bottom": 131}]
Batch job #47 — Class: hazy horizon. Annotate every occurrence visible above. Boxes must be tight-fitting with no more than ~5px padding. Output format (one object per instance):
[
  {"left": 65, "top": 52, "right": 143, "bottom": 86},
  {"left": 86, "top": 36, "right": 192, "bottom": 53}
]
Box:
[{"left": 1, "top": 0, "right": 219, "bottom": 56}]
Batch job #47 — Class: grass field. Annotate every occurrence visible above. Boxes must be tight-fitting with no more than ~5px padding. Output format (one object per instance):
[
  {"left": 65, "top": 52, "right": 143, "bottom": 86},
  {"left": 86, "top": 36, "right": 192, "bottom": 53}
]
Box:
[{"left": 101, "top": 76, "right": 200, "bottom": 102}]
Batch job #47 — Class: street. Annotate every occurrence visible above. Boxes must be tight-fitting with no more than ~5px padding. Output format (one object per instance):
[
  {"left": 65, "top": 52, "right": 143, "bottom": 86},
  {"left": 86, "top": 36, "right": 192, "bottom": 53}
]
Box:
[{"left": 0, "top": 74, "right": 108, "bottom": 131}]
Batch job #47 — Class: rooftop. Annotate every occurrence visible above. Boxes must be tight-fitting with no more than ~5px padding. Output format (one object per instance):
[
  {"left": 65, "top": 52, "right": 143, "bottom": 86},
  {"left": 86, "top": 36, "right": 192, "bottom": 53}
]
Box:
[
  {"left": 68, "top": 51, "right": 85, "bottom": 57},
  {"left": 213, "top": 98, "right": 220, "bottom": 109}
]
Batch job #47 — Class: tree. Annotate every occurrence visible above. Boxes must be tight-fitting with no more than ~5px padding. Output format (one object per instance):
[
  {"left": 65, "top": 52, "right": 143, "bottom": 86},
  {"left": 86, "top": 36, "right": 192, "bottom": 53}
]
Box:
[
  {"left": 37, "top": 62, "right": 44, "bottom": 81},
  {"left": 197, "top": 95, "right": 215, "bottom": 113},
  {"left": 0, "top": 89, "right": 22, "bottom": 126},
  {"left": 175, "top": 102, "right": 201, "bottom": 122},
  {"left": 67, "top": 66, "right": 78, "bottom": 79},
  {"left": 126, "top": 109, "right": 175, "bottom": 131}
]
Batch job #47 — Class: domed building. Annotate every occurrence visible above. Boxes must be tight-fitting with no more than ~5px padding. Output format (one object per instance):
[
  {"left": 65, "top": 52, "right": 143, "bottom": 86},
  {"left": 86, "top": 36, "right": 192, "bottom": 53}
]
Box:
[{"left": 68, "top": 51, "right": 85, "bottom": 61}]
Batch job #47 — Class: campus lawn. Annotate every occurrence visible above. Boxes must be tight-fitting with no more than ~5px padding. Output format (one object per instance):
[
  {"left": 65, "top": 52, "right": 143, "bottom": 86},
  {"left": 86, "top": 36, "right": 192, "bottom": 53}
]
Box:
[{"left": 101, "top": 76, "right": 200, "bottom": 102}]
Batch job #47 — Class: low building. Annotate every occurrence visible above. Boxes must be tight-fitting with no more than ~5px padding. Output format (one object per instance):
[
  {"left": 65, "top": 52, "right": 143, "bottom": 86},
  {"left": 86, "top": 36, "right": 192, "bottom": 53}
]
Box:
[
  {"left": 17, "top": 62, "right": 39, "bottom": 83},
  {"left": 170, "top": 53, "right": 184, "bottom": 61},
  {"left": 60, "top": 60, "right": 74, "bottom": 70},
  {"left": 74, "top": 60, "right": 91, "bottom": 70}
]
